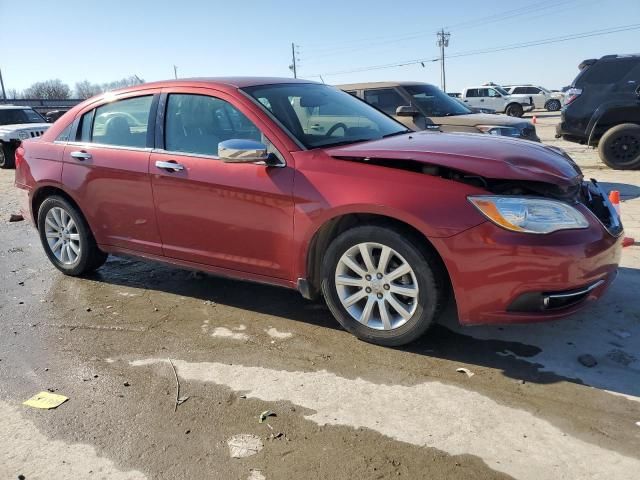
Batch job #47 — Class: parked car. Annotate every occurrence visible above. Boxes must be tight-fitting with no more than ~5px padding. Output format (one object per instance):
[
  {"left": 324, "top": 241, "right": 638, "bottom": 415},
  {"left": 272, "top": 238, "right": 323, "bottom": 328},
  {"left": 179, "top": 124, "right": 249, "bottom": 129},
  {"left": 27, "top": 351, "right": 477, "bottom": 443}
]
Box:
[
  {"left": 337, "top": 82, "right": 538, "bottom": 141},
  {"left": 556, "top": 54, "right": 640, "bottom": 169},
  {"left": 45, "top": 110, "right": 68, "bottom": 123},
  {"left": 460, "top": 84, "right": 534, "bottom": 117},
  {"left": 0, "top": 105, "right": 50, "bottom": 168},
  {"left": 15, "top": 78, "right": 622, "bottom": 346},
  {"left": 502, "top": 85, "right": 564, "bottom": 111}
]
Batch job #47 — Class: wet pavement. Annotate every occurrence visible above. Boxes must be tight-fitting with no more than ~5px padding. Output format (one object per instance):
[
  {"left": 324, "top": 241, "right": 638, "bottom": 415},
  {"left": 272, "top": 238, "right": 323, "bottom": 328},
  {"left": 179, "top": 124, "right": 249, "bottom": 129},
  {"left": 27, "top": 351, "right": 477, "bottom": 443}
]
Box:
[{"left": 1, "top": 114, "right": 639, "bottom": 479}]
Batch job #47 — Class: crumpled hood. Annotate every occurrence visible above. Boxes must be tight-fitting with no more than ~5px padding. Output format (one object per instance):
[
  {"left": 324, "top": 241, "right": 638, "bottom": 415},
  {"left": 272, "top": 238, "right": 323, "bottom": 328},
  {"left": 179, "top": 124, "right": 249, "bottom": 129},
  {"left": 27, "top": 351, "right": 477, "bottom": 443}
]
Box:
[
  {"left": 429, "top": 113, "right": 528, "bottom": 128},
  {"left": 326, "top": 131, "right": 581, "bottom": 187}
]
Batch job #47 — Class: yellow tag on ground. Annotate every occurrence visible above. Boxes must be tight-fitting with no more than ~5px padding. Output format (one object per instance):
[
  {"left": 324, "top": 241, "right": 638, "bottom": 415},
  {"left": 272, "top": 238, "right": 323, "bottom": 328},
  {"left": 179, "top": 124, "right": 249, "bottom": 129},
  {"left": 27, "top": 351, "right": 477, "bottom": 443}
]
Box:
[{"left": 23, "top": 391, "right": 69, "bottom": 409}]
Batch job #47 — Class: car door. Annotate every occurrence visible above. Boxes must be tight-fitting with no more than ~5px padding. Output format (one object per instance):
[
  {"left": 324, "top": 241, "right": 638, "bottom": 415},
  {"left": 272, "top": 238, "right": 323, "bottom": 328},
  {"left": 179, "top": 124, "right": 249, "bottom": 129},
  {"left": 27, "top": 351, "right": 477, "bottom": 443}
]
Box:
[
  {"left": 149, "top": 88, "right": 295, "bottom": 280},
  {"left": 61, "top": 92, "right": 163, "bottom": 255},
  {"left": 485, "top": 88, "right": 505, "bottom": 110},
  {"left": 463, "top": 88, "right": 483, "bottom": 109}
]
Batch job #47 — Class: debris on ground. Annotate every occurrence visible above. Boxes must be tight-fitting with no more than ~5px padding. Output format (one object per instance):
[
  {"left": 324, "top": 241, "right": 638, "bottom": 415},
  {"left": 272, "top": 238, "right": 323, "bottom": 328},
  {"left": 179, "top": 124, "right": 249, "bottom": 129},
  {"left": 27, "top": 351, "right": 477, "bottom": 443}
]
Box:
[
  {"left": 610, "top": 329, "right": 632, "bottom": 339},
  {"left": 456, "top": 367, "right": 475, "bottom": 378},
  {"left": 23, "top": 391, "right": 69, "bottom": 409},
  {"left": 606, "top": 349, "right": 636, "bottom": 367},
  {"left": 9, "top": 214, "right": 24, "bottom": 222},
  {"left": 168, "top": 358, "right": 186, "bottom": 412},
  {"left": 248, "top": 469, "right": 266, "bottom": 480},
  {"left": 227, "top": 434, "right": 264, "bottom": 458},
  {"left": 578, "top": 354, "right": 598, "bottom": 368},
  {"left": 259, "top": 410, "right": 277, "bottom": 423}
]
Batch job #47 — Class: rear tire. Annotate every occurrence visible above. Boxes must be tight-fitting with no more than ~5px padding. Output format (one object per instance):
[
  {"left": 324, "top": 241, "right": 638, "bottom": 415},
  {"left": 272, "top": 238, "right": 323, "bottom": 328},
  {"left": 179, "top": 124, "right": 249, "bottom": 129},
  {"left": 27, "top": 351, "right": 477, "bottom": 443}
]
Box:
[
  {"left": 37, "top": 196, "right": 108, "bottom": 276},
  {"left": 598, "top": 123, "right": 640, "bottom": 170},
  {"left": 505, "top": 103, "right": 524, "bottom": 117},
  {"left": 0, "top": 143, "right": 15, "bottom": 169},
  {"left": 321, "top": 225, "right": 444, "bottom": 346},
  {"left": 546, "top": 99, "right": 561, "bottom": 112}
]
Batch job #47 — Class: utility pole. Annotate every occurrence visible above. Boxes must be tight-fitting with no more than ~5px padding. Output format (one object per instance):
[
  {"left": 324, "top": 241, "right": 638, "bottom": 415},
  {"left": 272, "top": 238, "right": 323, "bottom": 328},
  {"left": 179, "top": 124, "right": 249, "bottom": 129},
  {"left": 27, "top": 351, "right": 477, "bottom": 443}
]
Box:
[
  {"left": 0, "top": 67, "right": 6, "bottom": 100},
  {"left": 289, "top": 43, "right": 299, "bottom": 78},
  {"left": 173, "top": 65, "right": 178, "bottom": 80},
  {"left": 436, "top": 29, "right": 451, "bottom": 92}
]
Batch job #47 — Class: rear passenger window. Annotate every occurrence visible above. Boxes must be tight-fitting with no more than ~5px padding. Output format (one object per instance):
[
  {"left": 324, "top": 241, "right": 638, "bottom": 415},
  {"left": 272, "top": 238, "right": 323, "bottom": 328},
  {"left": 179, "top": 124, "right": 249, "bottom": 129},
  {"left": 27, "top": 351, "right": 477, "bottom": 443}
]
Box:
[
  {"left": 91, "top": 96, "right": 152, "bottom": 148},
  {"left": 579, "top": 59, "right": 638, "bottom": 85},
  {"left": 165, "top": 94, "right": 262, "bottom": 157},
  {"left": 363, "top": 88, "right": 406, "bottom": 115}
]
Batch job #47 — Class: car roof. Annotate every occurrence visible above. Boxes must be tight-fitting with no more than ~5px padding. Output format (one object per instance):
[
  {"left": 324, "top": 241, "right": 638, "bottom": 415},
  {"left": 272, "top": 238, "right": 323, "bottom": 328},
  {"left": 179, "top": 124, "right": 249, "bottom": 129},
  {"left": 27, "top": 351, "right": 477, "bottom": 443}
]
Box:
[
  {"left": 335, "top": 81, "right": 436, "bottom": 89},
  {"left": 109, "top": 77, "right": 319, "bottom": 94}
]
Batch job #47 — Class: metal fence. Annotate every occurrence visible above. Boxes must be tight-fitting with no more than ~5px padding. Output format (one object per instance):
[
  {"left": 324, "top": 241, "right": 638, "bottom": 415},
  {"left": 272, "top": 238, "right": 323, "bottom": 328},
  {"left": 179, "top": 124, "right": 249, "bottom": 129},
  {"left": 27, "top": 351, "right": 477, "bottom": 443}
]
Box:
[{"left": 0, "top": 98, "right": 83, "bottom": 114}]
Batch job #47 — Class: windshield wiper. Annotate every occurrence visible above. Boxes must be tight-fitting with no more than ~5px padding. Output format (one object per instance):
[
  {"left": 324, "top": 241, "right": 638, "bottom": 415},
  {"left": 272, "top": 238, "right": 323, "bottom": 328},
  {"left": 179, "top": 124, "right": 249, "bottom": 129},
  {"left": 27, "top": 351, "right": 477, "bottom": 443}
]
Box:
[{"left": 382, "top": 130, "right": 411, "bottom": 138}]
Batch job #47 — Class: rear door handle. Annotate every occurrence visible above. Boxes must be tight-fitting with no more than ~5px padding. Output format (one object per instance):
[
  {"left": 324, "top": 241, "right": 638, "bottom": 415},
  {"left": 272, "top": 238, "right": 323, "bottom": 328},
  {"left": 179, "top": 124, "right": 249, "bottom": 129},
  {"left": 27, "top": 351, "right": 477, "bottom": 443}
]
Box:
[
  {"left": 70, "top": 151, "right": 92, "bottom": 161},
  {"left": 155, "top": 160, "right": 184, "bottom": 172}
]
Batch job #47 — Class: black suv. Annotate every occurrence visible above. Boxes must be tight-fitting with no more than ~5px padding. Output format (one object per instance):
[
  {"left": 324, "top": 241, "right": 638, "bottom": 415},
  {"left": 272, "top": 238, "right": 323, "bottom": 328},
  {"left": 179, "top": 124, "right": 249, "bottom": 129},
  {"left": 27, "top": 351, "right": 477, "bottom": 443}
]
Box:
[{"left": 556, "top": 54, "right": 640, "bottom": 169}]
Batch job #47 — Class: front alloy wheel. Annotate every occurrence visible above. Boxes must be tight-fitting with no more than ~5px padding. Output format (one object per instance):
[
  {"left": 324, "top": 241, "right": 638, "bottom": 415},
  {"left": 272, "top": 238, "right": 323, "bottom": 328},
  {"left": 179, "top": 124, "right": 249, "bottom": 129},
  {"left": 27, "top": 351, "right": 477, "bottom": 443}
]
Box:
[
  {"left": 322, "top": 226, "right": 444, "bottom": 346},
  {"left": 335, "top": 243, "right": 418, "bottom": 331}
]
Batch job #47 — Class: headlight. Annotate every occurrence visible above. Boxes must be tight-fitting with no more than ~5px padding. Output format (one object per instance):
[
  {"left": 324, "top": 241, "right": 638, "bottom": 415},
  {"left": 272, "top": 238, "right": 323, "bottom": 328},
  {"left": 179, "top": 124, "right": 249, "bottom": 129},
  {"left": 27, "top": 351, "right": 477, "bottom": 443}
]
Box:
[
  {"left": 468, "top": 196, "right": 589, "bottom": 234},
  {"left": 477, "top": 125, "right": 522, "bottom": 138},
  {"left": 18, "top": 131, "right": 30, "bottom": 140}
]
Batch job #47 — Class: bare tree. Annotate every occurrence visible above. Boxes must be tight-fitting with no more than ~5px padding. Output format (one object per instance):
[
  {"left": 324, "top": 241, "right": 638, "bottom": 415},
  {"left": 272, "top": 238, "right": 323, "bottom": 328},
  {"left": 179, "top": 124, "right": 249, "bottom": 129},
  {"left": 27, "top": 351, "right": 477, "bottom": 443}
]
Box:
[
  {"left": 102, "top": 76, "right": 145, "bottom": 92},
  {"left": 23, "top": 79, "right": 71, "bottom": 99},
  {"left": 75, "top": 80, "right": 103, "bottom": 99},
  {"left": 6, "top": 88, "right": 22, "bottom": 100}
]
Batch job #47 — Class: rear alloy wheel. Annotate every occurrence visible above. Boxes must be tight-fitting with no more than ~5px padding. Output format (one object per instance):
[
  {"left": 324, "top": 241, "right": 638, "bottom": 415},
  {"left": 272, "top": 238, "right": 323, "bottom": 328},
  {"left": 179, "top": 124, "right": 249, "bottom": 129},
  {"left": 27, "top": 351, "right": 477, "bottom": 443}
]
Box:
[
  {"left": 505, "top": 103, "right": 524, "bottom": 117},
  {"left": 37, "top": 196, "right": 108, "bottom": 275},
  {"left": 322, "top": 226, "right": 444, "bottom": 346},
  {"left": 0, "top": 143, "right": 15, "bottom": 169},
  {"left": 546, "top": 99, "right": 561, "bottom": 112},
  {"left": 598, "top": 123, "right": 640, "bottom": 170}
]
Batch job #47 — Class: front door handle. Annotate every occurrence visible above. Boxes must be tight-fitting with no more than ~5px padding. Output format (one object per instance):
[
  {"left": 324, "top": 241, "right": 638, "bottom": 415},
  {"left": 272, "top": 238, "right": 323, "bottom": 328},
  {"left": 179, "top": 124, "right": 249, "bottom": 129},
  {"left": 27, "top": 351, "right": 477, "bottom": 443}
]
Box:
[
  {"left": 309, "top": 124, "right": 323, "bottom": 130},
  {"left": 155, "top": 160, "right": 184, "bottom": 172},
  {"left": 70, "top": 151, "right": 92, "bottom": 161}
]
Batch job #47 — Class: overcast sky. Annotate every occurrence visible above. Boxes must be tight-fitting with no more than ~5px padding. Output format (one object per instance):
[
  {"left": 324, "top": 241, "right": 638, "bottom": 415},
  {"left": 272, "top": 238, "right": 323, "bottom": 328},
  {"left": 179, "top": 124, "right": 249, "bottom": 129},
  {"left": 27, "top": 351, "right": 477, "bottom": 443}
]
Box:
[{"left": 1, "top": 0, "right": 639, "bottom": 93}]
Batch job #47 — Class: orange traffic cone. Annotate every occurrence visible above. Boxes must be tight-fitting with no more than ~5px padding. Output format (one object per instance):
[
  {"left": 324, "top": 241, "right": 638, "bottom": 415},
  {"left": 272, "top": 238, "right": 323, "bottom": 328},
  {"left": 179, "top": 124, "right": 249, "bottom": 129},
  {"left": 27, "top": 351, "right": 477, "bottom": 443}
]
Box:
[
  {"left": 532, "top": 115, "right": 537, "bottom": 124},
  {"left": 609, "top": 190, "right": 621, "bottom": 217}
]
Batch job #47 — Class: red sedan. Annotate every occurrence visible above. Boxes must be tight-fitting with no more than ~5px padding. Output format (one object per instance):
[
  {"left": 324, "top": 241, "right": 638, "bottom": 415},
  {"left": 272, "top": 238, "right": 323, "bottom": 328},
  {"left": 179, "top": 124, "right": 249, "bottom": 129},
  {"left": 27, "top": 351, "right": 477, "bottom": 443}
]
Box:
[{"left": 14, "top": 78, "right": 623, "bottom": 346}]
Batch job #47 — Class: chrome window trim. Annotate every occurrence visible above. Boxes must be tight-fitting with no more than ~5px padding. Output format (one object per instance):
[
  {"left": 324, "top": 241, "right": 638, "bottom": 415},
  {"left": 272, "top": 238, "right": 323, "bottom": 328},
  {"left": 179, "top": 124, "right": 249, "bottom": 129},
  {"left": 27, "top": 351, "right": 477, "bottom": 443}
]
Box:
[
  {"left": 65, "top": 141, "right": 153, "bottom": 153},
  {"left": 151, "top": 148, "right": 286, "bottom": 168}
]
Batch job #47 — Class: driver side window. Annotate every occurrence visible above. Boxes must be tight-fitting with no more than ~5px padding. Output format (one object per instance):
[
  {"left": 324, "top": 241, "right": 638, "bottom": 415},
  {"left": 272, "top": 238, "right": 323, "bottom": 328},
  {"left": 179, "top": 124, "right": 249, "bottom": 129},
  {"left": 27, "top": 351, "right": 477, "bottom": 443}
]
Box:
[
  {"left": 363, "top": 88, "right": 406, "bottom": 115},
  {"left": 165, "top": 94, "right": 262, "bottom": 157}
]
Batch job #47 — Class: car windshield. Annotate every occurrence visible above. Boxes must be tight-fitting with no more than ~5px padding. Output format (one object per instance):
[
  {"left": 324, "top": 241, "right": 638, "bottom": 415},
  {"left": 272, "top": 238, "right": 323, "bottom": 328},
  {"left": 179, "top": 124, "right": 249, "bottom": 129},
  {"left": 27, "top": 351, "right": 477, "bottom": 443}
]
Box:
[
  {"left": 242, "top": 83, "right": 409, "bottom": 149},
  {"left": 0, "top": 108, "right": 45, "bottom": 125},
  {"left": 404, "top": 84, "right": 472, "bottom": 117}
]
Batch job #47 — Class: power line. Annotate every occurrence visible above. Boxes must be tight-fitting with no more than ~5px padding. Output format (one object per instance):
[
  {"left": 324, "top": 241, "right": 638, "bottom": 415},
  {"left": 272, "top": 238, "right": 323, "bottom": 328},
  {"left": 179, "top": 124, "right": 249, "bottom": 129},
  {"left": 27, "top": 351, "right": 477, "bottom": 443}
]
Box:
[
  {"left": 305, "top": 23, "right": 640, "bottom": 78},
  {"left": 302, "top": 0, "right": 575, "bottom": 57}
]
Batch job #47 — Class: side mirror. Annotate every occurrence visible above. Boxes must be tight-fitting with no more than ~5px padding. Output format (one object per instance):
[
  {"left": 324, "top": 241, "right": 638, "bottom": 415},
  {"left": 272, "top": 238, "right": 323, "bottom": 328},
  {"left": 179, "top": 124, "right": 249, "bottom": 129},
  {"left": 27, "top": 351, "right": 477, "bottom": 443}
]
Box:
[
  {"left": 218, "top": 139, "right": 269, "bottom": 164},
  {"left": 395, "top": 105, "right": 419, "bottom": 117}
]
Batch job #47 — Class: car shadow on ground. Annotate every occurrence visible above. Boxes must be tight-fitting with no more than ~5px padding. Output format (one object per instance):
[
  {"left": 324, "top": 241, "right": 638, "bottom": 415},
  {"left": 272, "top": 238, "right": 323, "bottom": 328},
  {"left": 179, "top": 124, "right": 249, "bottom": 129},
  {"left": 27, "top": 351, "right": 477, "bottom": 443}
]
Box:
[{"left": 87, "top": 257, "right": 640, "bottom": 399}]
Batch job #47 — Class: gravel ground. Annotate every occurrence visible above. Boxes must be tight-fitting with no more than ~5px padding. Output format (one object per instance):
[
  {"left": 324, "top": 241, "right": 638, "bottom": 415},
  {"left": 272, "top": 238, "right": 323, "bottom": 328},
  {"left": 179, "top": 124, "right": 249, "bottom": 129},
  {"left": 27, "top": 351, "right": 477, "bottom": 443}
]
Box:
[{"left": 1, "top": 113, "right": 639, "bottom": 480}]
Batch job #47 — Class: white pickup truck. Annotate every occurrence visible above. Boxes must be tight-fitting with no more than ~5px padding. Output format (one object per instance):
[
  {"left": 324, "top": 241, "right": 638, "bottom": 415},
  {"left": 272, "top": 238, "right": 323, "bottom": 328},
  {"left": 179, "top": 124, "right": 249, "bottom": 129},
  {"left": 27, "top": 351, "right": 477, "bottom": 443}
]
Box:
[
  {"left": 460, "top": 84, "right": 534, "bottom": 117},
  {"left": 0, "top": 105, "right": 50, "bottom": 168}
]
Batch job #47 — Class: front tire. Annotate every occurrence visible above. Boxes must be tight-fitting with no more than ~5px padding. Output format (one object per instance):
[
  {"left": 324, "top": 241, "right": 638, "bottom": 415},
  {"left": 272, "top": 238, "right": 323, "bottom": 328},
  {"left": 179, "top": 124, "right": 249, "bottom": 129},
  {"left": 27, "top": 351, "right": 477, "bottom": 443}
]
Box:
[
  {"left": 37, "top": 196, "right": 108, "bottom": 276},
  {"left": 0, "top": 143, "right": 15, "bottom": 169},
  {"left": 505, "top": 103, "right": 524, "bottom": 117},
  {"left": 598, "top": 123, "right": 640, "bottom": 170},
  {"left": 321, "top": 226, "right": 444, "bottom": 346},
  {"left": 546, "top": 99, "right": 561, "bottom": 112}
]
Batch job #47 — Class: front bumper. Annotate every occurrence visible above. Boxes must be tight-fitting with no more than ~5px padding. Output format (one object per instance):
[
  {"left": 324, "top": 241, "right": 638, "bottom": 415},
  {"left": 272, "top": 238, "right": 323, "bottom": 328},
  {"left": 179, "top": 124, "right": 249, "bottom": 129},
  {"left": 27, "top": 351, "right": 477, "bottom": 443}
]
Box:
[{"left": 431, "top": 202, "right": 623, "bottom": 325}]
